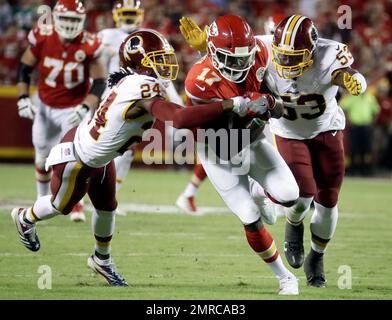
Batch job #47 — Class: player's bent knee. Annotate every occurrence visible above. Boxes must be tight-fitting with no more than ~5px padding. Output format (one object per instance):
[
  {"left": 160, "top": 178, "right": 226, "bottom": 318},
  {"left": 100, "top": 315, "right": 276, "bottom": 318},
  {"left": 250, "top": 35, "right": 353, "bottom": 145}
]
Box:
[
  {"left": 234, "top": 201, "right": 260, "bottom": 226},
  {"left": 243, "top": 218, "right": 262, "bottom": 232},
  {"left": 94, "top": 200, "right": 118, "bottom": 213},
  {"left": 316, "top": 188, "right": 339, "bottom": 208},
  {"left": 266, "top": 186, "right": 299, "bottom": 208}
]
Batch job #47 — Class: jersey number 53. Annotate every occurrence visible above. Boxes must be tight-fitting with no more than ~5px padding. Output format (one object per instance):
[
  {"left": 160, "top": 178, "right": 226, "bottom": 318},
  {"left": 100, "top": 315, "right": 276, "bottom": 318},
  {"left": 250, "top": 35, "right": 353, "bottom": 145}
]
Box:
[{"left": 282, "top": 94, "right": 327, "bottom": 121}]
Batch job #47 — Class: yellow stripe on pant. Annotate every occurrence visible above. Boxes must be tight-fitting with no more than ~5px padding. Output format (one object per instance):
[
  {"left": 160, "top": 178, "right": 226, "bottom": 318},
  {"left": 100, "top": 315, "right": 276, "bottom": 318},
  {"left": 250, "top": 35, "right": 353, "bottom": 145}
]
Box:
[{"left": 58, "top": 162, "right": 82, "bottom": 212}]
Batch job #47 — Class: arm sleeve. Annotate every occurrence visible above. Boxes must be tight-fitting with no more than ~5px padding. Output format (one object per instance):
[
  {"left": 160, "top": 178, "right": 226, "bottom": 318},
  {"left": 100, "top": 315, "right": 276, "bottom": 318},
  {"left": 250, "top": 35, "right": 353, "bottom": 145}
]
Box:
[{"left": 148, "top": 98, "right": 225, "bottom": 128}]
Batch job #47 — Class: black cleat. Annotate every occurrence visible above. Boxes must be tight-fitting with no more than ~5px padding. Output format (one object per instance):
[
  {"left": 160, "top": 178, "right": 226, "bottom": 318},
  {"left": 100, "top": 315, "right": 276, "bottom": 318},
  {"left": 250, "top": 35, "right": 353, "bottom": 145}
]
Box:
[
  {"left": 304, "top": 249, "right": 327, "bottom": 288},
  {"left": 284, "top": 221, "right": 304, "bottom": 269}
]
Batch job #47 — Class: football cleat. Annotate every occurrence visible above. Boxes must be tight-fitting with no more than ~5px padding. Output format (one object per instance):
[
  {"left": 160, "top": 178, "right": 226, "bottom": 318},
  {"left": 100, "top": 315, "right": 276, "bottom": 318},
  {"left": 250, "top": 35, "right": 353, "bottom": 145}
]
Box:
[
  {"left": 87, "top": 255, "right": 128, "bottom": 286},
  {"left": 176, "top": 193, "right": 198, "bottom": 214},
  {"left": 284, "top": 221, "right": 304, "bottom": 268},
  {"left": 278, "top": 272, "right": 299, "bottom": 295},
  {"left": 304, "top": 249, "right": 327, "bottom": 288},
  {"left": 70, "top": 202, "right": 86, "bottom": 222},
  {"left": 11, "top": 208, "right": 40, "bottom": 252}
]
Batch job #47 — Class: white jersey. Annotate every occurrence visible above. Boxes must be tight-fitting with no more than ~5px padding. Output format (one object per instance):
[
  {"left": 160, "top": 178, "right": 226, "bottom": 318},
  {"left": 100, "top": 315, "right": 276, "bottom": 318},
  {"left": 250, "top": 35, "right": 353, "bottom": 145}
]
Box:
[
  {"left": 74, "top": 74, "right": 163, "bottom": 168},
  {"left": 257, "top": 35, "right": 353, "bottom": 139},
  {"left": 99, "top": 28, "right": 129, "bottom": 74}
]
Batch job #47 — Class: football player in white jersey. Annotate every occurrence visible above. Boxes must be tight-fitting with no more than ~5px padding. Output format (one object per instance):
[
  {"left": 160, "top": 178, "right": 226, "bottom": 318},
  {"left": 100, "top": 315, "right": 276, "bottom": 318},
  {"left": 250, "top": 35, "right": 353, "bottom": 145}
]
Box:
[
  {"left": 100, "top": 0, "right": 184, "bottom": 198},
  {"left": 10, "top": 29, "right": 269, "bottom": 286},
  {"left": 179, "top": 14, "right": 367, "bottom": 287}
]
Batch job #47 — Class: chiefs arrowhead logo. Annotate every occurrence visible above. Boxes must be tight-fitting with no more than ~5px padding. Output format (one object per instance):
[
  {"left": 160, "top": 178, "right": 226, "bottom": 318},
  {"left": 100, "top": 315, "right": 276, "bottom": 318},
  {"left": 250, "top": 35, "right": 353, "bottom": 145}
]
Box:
[
  {"left": 208, "top": 22, "right": 219, "bottom": 36},
  {"left": 74, "top": 50, "right": 86, "bottom": 62},
  {"left": 256, "top": 67, "right": 265, "bottom": 82}
]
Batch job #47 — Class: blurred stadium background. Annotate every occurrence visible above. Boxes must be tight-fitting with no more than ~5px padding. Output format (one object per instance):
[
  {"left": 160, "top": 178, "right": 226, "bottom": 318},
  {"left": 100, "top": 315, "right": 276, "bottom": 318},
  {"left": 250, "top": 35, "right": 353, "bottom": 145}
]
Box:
[{"left": 0, "top": 0, "right": 391, "bottom": 176}]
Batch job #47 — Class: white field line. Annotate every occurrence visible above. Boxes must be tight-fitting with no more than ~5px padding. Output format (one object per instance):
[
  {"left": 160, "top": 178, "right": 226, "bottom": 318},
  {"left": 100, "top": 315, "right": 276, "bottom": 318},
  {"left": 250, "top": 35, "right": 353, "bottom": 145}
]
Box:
[
  {"left": 0, "top": 200, "right": 372, "bottom": 219},
  {"left": 0, "top": 200, "right": 231, "bottom": 216}
]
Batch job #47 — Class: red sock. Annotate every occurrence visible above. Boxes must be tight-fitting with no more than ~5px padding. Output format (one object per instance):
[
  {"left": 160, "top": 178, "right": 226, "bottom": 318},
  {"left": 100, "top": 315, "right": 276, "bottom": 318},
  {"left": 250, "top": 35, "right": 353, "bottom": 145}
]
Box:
[
  {"left": 245, "top": 226, "right": 279, "bottom": 263},
  {"left": 191, "top": 163, "right": 207, "bottom": 186}
]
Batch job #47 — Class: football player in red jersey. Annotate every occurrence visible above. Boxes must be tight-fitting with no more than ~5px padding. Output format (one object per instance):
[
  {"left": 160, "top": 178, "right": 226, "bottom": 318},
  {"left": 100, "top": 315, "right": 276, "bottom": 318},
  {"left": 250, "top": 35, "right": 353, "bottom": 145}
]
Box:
[
  {"left": 179, "top": 15, "right": 300, "bottom": 295},
  {"left": 11, "top": 29, "right": 268, "bottom": 286},
  {"left": 16, "top": 0, "right": 107, "bottom": 222},
  {"left": 176, "top": 13, "right": 286, "bottom": 214}
]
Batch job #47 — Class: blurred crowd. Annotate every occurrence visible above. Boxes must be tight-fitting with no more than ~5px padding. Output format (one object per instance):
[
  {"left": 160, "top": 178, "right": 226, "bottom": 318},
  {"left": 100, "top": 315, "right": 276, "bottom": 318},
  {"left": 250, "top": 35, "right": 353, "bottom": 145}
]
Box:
[{"left": 0, "top": 0, "right": 392, "bottom": 175}]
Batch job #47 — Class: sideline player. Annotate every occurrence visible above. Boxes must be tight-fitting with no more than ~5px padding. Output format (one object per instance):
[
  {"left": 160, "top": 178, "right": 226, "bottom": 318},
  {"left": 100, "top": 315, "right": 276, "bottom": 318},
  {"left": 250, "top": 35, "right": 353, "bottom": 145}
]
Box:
[
  {"left": 16, "top": 0, "right": 106, "bottom": 222},
  {"left": 100, "top": 0, "right": 184, "bottom": 198},
  {"left": 181, "top": 15, "right": 300, "bottom": 295},
  {"left": 11, "top": 29, "right": 269, "bottom": 286},
  {"left": 180, "top": 15, "right": 367, "bottom": 287}
]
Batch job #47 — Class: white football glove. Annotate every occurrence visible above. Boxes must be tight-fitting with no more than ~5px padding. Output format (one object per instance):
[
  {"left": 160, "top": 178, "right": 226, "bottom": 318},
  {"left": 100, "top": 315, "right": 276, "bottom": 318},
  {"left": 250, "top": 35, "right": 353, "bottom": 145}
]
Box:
[
  {"left": 67, "top": 104, "right": 90, "bottom": 127},
  {"left": 231, "top": 94, "right": 275, "bottom": 119},
  {"left": 17, "top": 95, "right": 37, "bottom": 120}
]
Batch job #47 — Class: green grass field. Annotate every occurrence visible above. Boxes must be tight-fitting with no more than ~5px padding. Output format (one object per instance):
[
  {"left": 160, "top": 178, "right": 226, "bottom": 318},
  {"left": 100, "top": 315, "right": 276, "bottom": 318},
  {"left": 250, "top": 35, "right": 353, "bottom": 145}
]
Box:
[{"left": 0, "top": 164, "right": 391, "bottom": 300}]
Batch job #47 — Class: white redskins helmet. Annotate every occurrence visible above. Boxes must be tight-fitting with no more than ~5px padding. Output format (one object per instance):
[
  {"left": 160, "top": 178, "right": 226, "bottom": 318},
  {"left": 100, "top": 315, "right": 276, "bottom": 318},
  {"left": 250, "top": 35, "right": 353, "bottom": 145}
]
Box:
[{"left": 53, "top": 0, "right": 86, "bottom": 40}]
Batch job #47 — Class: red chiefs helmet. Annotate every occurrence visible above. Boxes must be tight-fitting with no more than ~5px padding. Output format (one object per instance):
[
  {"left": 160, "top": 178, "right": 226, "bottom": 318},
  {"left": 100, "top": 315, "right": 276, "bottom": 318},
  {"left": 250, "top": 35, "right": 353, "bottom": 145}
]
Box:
[
  {"left": 206, "top": 15, "right": 258, "bottom": 83},
  {"left": 53, "top": 0, "right": 86, "bottom": 40},
  {"left": 272, "top": 15, "right": 318, "bottom": 79},
  {"left": 119, "top": 29, "right": 179, "bottom": 80},
  {"left": 113, "top": 0, "right": 144, "bottom": 33},
  {"left": 264, "top": 13, "right": 285, "bottom": 35}
]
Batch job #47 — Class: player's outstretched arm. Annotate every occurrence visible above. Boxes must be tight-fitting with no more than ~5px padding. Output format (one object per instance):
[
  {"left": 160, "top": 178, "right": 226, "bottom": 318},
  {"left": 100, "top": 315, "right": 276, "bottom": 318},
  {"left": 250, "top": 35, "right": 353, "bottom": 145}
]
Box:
[
  {"left": 133, "top": 94, "right": 275, "bottom": 128},
  {"left": 16, "top": 47, "right": 38, "bottom": 120},
  {"left": 332, "top": 67, "right": 367, "bottom": 96},
  {"left": 179, "top": 17, "right": 208, "bottom": 53}
]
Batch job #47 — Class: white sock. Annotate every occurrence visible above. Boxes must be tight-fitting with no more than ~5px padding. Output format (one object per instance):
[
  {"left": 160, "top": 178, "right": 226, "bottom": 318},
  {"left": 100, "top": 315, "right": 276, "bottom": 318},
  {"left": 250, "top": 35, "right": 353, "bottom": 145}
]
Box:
[
  {"left": 114, "top": 150, "right": 134, "bottom": 193},
  {"left": 310, "top": 202, "right": 338, "bottom": 253},
  {"left": 92, "top": 209, "right": 115, "bottom": 256},
  {"left": 285, "top": 197, "right": 313, "bottom": 224},
  {"left": 267, "top": 255, "right": 289, "bottom": 279},
  {"left": 27, "top": 195, "right": 61, "bottom": 221},
  {"left": 183, "top": 183, "right": 198, "bottom": 197}
]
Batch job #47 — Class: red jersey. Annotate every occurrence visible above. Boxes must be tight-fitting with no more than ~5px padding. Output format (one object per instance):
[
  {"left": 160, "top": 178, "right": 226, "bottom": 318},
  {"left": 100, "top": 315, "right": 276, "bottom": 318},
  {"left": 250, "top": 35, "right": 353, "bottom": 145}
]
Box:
[
  {"left": 28, "top": 25, "right": 102, "bottom": 108},
  {"left": 185, "top": 38, "right": 269, "bottom": 130}
]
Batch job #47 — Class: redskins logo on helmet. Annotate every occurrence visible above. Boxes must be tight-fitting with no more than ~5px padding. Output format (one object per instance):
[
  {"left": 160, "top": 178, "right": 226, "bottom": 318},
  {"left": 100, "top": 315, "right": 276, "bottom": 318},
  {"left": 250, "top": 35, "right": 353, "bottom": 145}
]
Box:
[
  {"left": 113, "top": 0, "right": 144, "bottom": 33},
  {"left": 119, "top": 29, "right": 179, "bottom": 81},
  {"left": 272, "top": 15, "right": 318, "bottom": 79},
  {"left": 123, "top": 35, "right": 144, "bottom": 61}
]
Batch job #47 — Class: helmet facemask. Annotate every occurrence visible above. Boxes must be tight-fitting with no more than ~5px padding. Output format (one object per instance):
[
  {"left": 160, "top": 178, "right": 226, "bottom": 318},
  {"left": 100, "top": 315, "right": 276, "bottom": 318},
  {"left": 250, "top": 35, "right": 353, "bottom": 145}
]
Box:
[
  {"left": 142, "top": 49, "right": 179, "bottom": 81},
  {"left": 53, "top": 11, "right": 85, "bottom": 40},
  {"left": 208, "top": 41, "right": 257, "bottom": 83},
  {"left": 113, "top": 7, "right": 144, "bottom": 33},
  {"left": 271, "top": 43, "right": 314, "bottom": 79}
]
